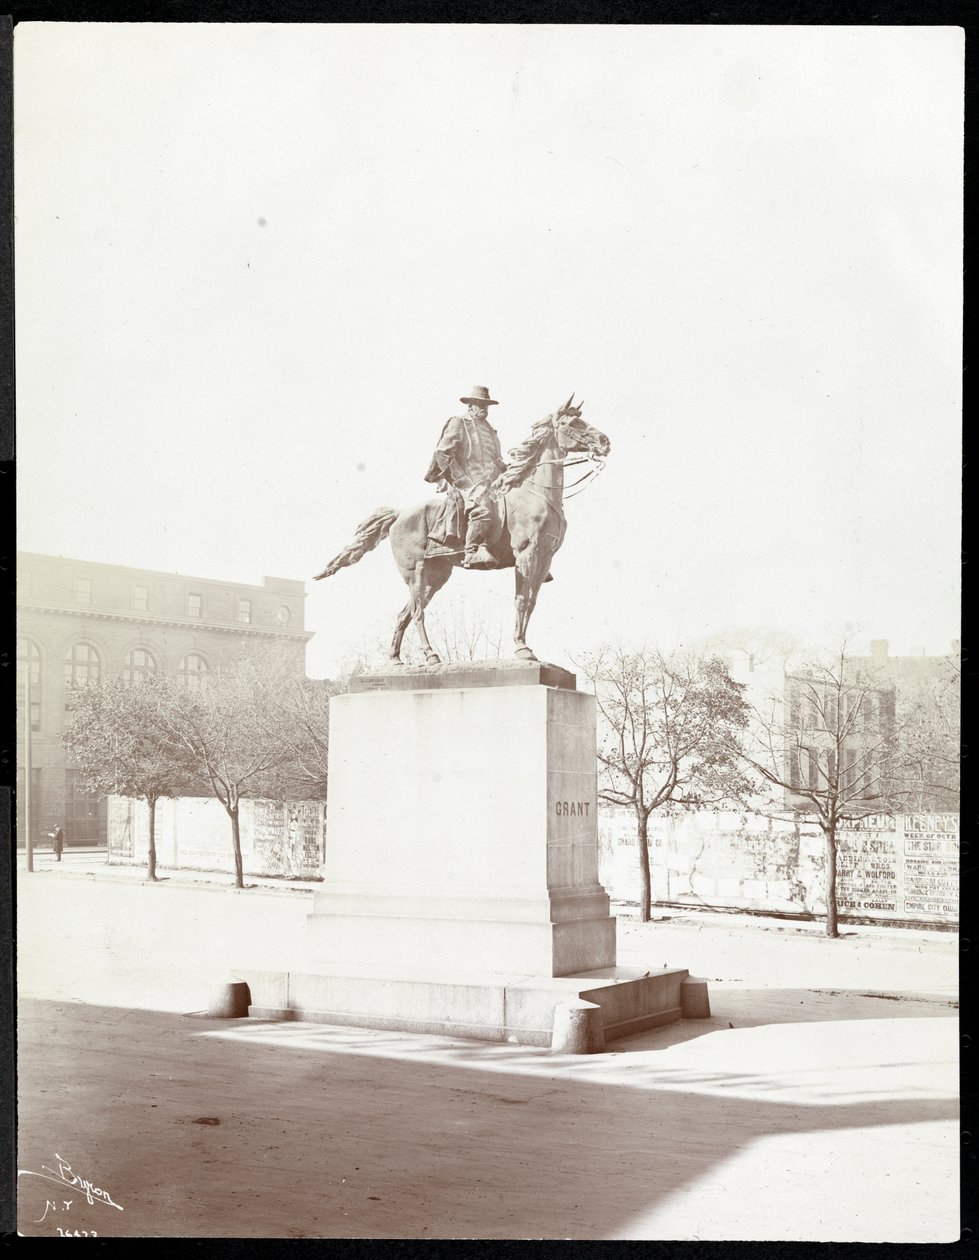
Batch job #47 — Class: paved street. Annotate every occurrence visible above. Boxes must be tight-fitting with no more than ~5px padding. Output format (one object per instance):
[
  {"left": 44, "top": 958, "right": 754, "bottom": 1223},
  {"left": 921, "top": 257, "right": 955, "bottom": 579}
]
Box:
[{"left": 16, "top": 857, "right": 960, "bottom": 1240}]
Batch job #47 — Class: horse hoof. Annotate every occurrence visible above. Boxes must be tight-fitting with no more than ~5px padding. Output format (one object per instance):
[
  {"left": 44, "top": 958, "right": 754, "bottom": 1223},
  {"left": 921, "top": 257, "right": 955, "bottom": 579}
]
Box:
[
  {"left": 515, "top": 648, "right": 538, "bottom": 662},
  {"left": 425, "top": 653, "right": 442, "bottom": 666}
]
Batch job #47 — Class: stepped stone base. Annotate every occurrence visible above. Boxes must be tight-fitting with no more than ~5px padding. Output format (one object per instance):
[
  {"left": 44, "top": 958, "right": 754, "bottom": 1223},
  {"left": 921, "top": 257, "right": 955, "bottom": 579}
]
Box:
[
  {"left": 236, "top": 663, "right": 709, "bottom": 1048},
  {"left": 235, "top": 964, "right": 693, "bottom": 1048}
]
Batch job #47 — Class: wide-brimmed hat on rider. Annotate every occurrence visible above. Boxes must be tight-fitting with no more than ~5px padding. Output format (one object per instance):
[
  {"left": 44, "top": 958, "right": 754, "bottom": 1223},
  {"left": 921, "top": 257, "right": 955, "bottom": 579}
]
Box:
[{"left": 460, "top": 386, "right": 499, "bottom": 406}]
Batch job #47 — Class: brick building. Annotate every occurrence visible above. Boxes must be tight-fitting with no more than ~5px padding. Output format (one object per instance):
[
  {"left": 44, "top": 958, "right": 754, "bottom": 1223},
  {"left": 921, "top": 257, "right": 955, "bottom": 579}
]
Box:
[
  {"left": 730, "top": 638, "right": 959, "bottom": 813},
  {"left": 16, "top": 552, "right": 314, "bottom": 847}
]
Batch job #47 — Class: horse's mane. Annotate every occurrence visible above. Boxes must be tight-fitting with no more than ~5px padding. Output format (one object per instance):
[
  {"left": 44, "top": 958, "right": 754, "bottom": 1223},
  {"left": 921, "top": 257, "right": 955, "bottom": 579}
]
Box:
[{"left": 501, "top": 413, "right": 555, "bottom": 488}]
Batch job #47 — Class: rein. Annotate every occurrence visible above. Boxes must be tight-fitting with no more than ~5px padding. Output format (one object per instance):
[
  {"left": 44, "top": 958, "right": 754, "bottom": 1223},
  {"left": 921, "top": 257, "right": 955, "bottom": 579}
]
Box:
[
  {"left": 526, "top": 451, "right": 607, "bottom": 499},
  {"left": 563, "top": 455, "right": 606, "bottom": 498}
]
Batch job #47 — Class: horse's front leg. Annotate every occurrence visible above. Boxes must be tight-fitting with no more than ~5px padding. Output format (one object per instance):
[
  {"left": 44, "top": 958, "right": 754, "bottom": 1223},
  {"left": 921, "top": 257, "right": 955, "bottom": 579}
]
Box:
[
  {"left": 513, "top": 544, "right": 550, "bottom": 661},
  {"left": 513, "top": 568, "right": 536, "bottom": 661}
]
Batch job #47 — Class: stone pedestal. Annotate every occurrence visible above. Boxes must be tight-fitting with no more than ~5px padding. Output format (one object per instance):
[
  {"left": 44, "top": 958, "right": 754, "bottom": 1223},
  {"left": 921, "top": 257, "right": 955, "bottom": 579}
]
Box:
[
  {"left": 306, "top": 660, "right": 615, "bottom": 978},
  {"left": 237, "top": 661, "right": 707, "bottom": 1047}
]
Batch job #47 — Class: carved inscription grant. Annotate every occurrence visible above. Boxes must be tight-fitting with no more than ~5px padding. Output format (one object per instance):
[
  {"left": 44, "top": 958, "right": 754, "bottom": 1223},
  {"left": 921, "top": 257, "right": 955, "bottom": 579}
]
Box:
[{"left": 554, "top": 801, "right": 591, "bottom": 817}]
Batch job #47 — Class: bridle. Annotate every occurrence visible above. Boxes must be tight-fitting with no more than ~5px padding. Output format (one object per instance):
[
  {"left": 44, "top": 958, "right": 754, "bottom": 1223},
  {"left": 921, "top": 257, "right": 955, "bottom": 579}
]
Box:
[
  {"left": 517, "top": 454, "right": 605, "bottom": 503},
  {"left": 538, "top": 415, "right": 608, "bottom": 499},
  {"left": 561, "top": 452, "right": 607, "bottom": 498}
]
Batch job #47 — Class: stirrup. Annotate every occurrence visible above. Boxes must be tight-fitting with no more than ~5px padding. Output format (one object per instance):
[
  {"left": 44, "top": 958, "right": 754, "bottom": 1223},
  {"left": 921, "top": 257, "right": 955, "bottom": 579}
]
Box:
[
  {"left": 462, "top": 545, "right": 497, "bottom": 570},
  {"left": 426, "top": 542, "right": 463, "bottom": 559}
]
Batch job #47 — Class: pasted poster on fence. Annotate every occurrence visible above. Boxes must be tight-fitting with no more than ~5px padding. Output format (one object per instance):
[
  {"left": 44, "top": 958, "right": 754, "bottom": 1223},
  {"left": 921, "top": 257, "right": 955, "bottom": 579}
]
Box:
[
  {"left": 107, "top": 795, "right": 326, "bottom": 878},
  {"left": 252, "top": 800, "right": 324, "bottom": 877},
  {"left": 600, "top": 808, "right": 958, "bottom": 926}
]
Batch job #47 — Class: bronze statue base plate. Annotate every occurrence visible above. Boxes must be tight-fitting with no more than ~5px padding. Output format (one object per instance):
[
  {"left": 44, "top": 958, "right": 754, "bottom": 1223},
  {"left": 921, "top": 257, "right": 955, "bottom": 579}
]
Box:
[{"left": 348, "top": 658, "right": 577, "bottom": 692}]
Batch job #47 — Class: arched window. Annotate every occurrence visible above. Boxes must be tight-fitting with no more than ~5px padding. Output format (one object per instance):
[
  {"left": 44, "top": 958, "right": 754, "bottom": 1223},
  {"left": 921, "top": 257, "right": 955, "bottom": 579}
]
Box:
[
  {"left": 17, "top": 638, "right": 41, "bottom": 730},
  {"left": 178, "top": 653, "right": 210, "bottom": 689},
  {"left": 64, "top": 642, "right": 101, "bottom": 687},
  {"left": 123, "top": 648, "right": 157, "bottom": 685}
]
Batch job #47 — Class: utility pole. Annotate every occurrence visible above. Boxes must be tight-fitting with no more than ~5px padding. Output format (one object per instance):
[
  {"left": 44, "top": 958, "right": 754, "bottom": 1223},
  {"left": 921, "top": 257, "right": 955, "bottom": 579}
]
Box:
[{"left": 24, "top": 674, "right": 34, "bottom": 872}]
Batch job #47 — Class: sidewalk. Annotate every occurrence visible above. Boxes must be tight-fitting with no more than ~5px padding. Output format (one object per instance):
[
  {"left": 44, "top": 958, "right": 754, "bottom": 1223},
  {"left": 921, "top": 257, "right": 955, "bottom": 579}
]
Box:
[
  {"left": 17, "top": 847, "right": 321, "bottom": 897},
  {"left": 15, "top": 857, "right": 961, "bottom": 1240},
  {"left": 17, "top": 994, "right": 958, "bottom": 1239},
  {"left": 17, "top": 847, "right": 959, "bottom": 1004},
  {"left": 17, "top": 846, "right": 961, "bottom": 949}
]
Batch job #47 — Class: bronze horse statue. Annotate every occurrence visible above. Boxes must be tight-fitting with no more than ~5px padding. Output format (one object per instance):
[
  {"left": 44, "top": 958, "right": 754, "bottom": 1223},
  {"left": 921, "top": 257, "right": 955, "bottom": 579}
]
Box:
[{"left": 314, "top": 398, "right": 611, "bottom": 664}]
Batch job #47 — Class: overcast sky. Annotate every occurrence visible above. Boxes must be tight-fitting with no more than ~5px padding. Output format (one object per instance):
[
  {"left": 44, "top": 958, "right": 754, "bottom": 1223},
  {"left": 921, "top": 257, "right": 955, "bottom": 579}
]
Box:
[{"left": 15, "top": 24, "right": 963, "bottom": 678}]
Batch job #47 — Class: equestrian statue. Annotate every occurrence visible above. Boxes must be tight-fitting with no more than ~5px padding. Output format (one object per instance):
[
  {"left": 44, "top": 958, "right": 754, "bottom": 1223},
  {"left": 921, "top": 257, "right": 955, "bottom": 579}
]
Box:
[{"left": 314, "top": 387, "right": 611, "bottom": 664}]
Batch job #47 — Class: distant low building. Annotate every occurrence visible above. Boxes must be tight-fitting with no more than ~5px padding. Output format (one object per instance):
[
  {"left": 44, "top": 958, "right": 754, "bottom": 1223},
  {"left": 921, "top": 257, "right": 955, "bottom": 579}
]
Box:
[
  {"left": 729, "top": 638, "right": 960, "bottom": 815},
  {"left": 16, "top": 551, "right": 314, "bottom": 848}
]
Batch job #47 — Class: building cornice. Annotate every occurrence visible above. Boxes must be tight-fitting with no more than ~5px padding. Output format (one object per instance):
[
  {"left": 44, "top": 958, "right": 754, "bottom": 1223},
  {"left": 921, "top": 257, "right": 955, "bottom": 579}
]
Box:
[
  {"left": 17, "top": 551, "right": 307, "bottom": 597},
  {"left": 17, "top": 602, "right": 314, "bottom": 642}
]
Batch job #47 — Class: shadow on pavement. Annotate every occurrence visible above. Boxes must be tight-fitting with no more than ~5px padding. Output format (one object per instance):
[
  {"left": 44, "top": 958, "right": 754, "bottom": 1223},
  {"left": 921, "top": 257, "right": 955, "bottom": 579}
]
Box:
[
  {"left": 16, "top": 996, "right": 959, "bottom": 1241},
  {"left": 609, "top": 985, "right": 957, "bottom": 1052}
]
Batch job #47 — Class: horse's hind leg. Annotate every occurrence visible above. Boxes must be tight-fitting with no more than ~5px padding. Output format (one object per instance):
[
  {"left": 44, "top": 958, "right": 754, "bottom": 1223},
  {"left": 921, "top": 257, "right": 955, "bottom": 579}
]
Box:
[
  {"left": 390, "top": 601, "right": 412, "bottom": 664},
  {"left": 410, "top": 559, "right": 452, "bottom": 665}
]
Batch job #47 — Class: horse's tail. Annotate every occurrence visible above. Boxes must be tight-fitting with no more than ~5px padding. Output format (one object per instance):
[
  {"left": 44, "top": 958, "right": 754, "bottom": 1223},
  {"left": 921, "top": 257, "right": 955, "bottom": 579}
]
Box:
[{"left": 314, "top": 507, "right": 400, "bottom": 580}]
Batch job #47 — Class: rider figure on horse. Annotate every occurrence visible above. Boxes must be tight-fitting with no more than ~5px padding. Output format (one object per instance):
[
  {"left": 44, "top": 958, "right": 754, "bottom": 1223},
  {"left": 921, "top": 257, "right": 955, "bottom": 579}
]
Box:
[{"left": 424, "top": 386, "right": 508, "bottom": 570}]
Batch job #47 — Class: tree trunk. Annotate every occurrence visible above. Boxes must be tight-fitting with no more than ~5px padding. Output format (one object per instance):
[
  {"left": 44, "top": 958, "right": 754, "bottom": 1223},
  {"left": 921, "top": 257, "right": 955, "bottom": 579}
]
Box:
[
  {"left": 636, "top": 807, "right": 652, "bottom": 923},
  {"left": 824, "top": 825, "right": 839, "bottom": 938},
  {"left": 230, "top": 804, "right": 245, "bottom": 890},
  {"left": 147, "top": 796, "right": 159, "bottom": 882}
]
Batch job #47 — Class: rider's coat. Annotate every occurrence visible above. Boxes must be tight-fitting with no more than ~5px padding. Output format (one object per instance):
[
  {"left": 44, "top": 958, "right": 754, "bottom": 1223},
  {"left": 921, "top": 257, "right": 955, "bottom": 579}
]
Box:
[{"left": 424, "top": 414, "right": 507, "bottom": 505}]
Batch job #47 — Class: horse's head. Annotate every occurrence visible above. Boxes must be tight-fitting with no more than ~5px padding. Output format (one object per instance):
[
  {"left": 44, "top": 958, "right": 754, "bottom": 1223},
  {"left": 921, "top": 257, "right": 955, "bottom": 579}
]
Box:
[{"left": 551, "top": 394, "right": 611, "bottom": 460}]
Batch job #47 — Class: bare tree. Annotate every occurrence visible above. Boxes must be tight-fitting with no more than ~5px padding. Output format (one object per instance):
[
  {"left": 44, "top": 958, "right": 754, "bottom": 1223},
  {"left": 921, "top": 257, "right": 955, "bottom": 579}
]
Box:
[
  {"left": 738, "top": 639, "right": 934, "bottom": 937},
  {"left": 423, "top": 593, "right": 507, "bottom": 663},
  {"left": 276, "top": 675, "right": 337, "bottom": 798},
  {"left": 579, "top": 646, "right": 754, "bottom": 922},
  {"left": 335, "top": 595, "right": 507, "bottom": 669},
  {"left": 63, "top": 675, "right": 194, "bottom": 880},
  {"left": 161, "top": 652, "right": 328, "bottom": 888},
  {"left": 699, "top": 624, "right": 807, "bottom": 671},
  {"left": 335, "top": 633, "right": 393, "bottom": 681},
  {"left": 892, "top": 651, "right": 960, "bottom": 813}
]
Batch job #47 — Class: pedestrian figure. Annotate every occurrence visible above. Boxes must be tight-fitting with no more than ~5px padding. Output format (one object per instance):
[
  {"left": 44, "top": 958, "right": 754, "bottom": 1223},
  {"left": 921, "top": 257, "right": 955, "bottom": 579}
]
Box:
[{"left": 51, "top": 824, "right": 64, "bottom": 862}]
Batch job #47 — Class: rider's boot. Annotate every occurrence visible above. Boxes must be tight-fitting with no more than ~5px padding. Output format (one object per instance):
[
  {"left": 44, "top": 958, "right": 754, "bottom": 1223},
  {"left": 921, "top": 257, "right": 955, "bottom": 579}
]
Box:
[
  {"left": 461, "top": 515, "right": 498, "bottom": 570},
  {"left": 463, "top": 543, "right": 497, "bottom": 570}
]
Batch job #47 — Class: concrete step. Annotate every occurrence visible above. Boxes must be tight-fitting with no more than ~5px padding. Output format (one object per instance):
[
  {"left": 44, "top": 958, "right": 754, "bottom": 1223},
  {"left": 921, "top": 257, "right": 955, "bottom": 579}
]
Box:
[{"left": 235, "top": 963, "right": 704, "bottom": 1048}]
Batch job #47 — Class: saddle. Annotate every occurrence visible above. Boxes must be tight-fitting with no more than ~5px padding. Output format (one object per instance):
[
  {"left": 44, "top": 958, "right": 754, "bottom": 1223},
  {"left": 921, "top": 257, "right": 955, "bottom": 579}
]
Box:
[
  {"left": 425, "top": 486, "right": 466, "bottom": 558},
  {"left": 422, "top": 489, "right": 553, "bottom": 578},
  {"left": 424, "top": 486, "right": 506, "bottom": 560}
]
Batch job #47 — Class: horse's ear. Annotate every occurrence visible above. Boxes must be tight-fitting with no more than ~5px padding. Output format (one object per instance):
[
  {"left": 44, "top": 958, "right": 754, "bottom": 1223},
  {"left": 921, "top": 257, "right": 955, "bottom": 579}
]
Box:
[{"left": 560, "top": 392, "right": 575, "bottom": 414}]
